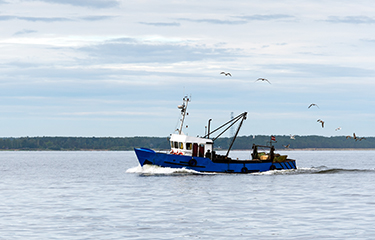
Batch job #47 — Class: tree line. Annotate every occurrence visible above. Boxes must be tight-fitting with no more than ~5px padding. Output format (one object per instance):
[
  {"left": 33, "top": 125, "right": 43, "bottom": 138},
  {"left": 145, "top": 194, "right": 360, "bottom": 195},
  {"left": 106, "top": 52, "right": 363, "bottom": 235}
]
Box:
[
  {"left": 0, "top": 135, "right": 373, "bottom": 151},
  {"left": 219, "top": 135, "right": 374, "bottom": 150},
  {"left": 0, "top": 137, "right": 168, "bottom": 151}
]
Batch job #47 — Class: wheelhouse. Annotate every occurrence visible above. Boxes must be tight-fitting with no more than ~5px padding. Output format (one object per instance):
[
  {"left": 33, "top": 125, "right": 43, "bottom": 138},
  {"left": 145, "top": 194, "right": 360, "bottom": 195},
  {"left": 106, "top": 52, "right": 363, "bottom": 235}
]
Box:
[{"left": 169, "top": 133, "right": 213, "bottom": 157}]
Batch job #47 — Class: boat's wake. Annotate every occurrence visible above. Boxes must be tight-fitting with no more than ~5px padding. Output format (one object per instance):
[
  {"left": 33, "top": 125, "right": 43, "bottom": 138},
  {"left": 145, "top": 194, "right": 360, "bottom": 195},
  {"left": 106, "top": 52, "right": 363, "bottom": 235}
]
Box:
[
  {"left": 126, "top": 165, "right": 375, "bottom": 176},
  {"left": 260, "top": 166, "right": 375, "bottom": 175},
  {"left": 126, "top": 165, "right": 213, "bottom": 175},
  {"left": 305, "top": 166, "right": 375, "bottom": 174}
]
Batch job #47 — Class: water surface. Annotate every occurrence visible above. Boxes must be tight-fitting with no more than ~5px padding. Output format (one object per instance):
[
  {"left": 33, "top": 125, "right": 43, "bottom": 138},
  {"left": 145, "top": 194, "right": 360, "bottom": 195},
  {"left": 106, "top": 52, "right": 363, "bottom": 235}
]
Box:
[{"left": 1, "top": 150, "right": 375, "bottom": 239}]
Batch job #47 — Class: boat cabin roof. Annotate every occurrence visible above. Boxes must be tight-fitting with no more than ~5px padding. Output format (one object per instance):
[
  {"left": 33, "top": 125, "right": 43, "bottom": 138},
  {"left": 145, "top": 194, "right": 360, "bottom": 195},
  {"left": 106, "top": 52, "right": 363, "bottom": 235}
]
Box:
[{"left": 170, "top": 133, "right": 213, "bottom": 145}]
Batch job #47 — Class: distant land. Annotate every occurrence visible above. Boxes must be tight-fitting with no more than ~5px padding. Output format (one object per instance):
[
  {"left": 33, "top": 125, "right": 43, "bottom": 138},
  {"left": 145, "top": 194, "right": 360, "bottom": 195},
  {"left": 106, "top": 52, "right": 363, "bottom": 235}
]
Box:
[{"left": 0, "top": 135, "right": 373, "bottom": 151}]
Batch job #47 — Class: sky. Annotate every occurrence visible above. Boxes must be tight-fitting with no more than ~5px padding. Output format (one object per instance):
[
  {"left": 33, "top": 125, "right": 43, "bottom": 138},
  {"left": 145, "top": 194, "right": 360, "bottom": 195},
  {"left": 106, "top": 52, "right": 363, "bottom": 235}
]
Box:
[{"left": 1, "top": 0, "right": 375, "bottom": 138}]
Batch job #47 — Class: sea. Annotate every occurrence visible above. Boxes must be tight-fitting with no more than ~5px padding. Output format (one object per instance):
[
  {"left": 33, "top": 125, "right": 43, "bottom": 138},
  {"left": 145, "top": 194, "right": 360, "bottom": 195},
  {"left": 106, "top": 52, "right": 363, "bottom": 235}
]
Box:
[{"left": 1, "top": 150, "right": 375, "bottom": 239}]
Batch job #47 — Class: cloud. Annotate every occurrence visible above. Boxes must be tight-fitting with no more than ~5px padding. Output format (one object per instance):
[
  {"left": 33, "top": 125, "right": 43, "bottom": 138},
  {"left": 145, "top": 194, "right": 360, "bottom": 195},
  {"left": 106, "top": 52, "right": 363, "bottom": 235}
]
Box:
[
  {"left": 0, "top": 15, "right": 16, "bottom": 21},
  {"left": 177, "top": 14, "right": 295, "bottom": 25},
  {"left": 2, "top": 61, "right": 41, "bottom": 69},
  {"left": 58, "top": 111, "right": 153, "bottom": 116},
  {"left": 77, "top": 38, "right": 240, "bottom": 64},
  {"left": 2, "top": 66, "right": 118, "bottom": 81},
  {"left": 325, "top": 16, "right": 375, "bottom": 24},
  {"left": 0, "top": 14, "right": 116, "bottom": 22},
  {"left": 178, "top": 18, "right": 247, "bottom": 25},
  {"left": 35, "top": 0, "right": 119, "bottom": 8},
  {"left": 0, "top": 15, "right": 71, "bottom": 22},
  {"left": 17, "top": 16, "right": 72, "bottom": 22},
  {"left": 262, "top": 63, "right": 375, "bottom": 78},
  {"left": 138, "top": 22, "right": 181, "bottom": 27},
  {"left": 361, "top": 38, "right": 375, "bottom": 43},
  {"left": 235, "top": 14, "right": 295, "bottom": 21},
  {"left": 80, "top": 15, "right": 116, "bottom": 21},
  {"left": 13, "top": 29, "right": 37, "bottom": 36}
]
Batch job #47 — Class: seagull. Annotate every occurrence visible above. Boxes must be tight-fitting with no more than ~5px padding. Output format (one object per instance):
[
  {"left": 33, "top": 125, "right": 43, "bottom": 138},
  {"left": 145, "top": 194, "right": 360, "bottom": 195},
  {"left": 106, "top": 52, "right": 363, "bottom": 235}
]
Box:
[
  {"left": 346, "top": 133, "right": 357, "bottom": 140},
  {"left": 255, "top": 78, "right": 271, "bottom": 84},
  {"left": 220, "top": 72, "right": 232, "bottom": 76},
  {"left": 346, "top": 133, "right": 366, "bottom": 141},
  {"left": 317, "top": 119, "right": 324, "bottom": 128},
  {"left": 335, "top": 127, "right": 341, "bottom": 131},
  {"left": 283, "top": 144, "right": 290, "bottom": 149},
  {"left": 308, "top": 103, "right": 319, "bottom": 109},
  {"left": 290, "top": 134, "right": 295, "bottom": 140},
  {"left": 352, "top": 133, "right": 366, "bottom": 141}
]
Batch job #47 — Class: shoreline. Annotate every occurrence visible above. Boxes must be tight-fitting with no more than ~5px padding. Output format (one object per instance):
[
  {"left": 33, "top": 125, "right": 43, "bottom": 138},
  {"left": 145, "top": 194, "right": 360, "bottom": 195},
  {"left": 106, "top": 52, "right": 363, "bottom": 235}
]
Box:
[
  {"left": 229, "top": 148, "right": 375, "bottom": 151},
  {"left": 1, "top": 148, "right": 375, "bottom": 152}
]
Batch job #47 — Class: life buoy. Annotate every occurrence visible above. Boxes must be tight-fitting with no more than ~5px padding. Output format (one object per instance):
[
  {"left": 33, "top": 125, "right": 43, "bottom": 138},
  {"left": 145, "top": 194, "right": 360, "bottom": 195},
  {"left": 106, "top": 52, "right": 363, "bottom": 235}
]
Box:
[
  {"left": 241, "top": 167, "right": 248, "bottom": 173},
  {"left": 170, "top": 150, "right": 174, "bottom": 154},
  {"left": 178, "top": 152, "right": 183, "bottom": 155},
  {"left": 270, "top": 165, "right": 276, "bottom": 170},
  {"left": 188, "top": 159, "right": 197, "bottom": 167}
]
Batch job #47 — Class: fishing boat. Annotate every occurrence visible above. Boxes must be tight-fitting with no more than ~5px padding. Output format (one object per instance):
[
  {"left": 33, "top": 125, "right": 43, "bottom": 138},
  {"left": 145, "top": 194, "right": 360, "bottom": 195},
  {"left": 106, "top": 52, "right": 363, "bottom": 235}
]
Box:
[{"left": 134, "top": 96, "right": 297, "bottom": 173}]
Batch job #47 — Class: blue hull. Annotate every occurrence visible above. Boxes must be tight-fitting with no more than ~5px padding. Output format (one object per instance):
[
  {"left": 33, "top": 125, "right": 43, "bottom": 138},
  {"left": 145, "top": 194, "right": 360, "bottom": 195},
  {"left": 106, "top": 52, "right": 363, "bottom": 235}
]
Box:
[{"left": 134, "top": 148, "right": 297, "bottom": 173}]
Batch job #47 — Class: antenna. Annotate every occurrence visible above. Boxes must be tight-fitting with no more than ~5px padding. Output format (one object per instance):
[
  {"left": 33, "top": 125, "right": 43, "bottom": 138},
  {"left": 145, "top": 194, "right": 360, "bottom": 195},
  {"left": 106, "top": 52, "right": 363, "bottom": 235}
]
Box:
[{"left": 177, "top": 96, "right": 191, "bottom": 134}]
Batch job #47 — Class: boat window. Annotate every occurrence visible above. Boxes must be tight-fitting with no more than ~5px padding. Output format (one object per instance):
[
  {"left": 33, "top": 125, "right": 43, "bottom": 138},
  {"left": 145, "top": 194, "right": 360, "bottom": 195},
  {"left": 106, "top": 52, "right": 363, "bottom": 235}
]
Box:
[
  {"left": 192, "top": 143, "right": 198, "bottom": 157},
  {"left": 186, "top": 142, "right": 192, "bottom": 150},
  {"left": 174, "top": 141, "right": 178, "bottom": 149},
  {"left": 170, "top": 141, "right": 173, "bottom": 148},
  {"left": 199, "top": 144, "right": 205, "bottom": 157},
  {"left": 179, "top": 142, "right": 183, "bottom": 149}
]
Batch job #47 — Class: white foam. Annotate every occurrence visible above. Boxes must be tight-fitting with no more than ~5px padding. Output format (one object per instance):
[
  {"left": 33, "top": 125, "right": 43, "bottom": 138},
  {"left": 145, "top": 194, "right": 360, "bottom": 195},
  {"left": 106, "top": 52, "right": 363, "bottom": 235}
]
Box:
[
  {"left": 127, "top": 165, "right": 313, "bottom": 175},
  {"left": 125, "top": 165, "right": 143, "bottom": 173},
  {"left": 126, "top": 164, "right": 210, "bottom": 175},
  {"left": 253, "top": 167, "right": 314, "bottom": 175}
]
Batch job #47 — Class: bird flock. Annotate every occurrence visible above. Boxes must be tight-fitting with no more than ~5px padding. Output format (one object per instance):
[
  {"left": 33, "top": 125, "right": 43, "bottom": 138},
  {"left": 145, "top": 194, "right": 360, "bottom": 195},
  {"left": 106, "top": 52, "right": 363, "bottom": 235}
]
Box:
[
  {"left": 306, "top": 103, "right": 365, "bottom": 144},
  {"left": 220, "top": 71, "right": 366, "bottom": 149},
  {"left": 346, "top": 133, "right": 366, "bottom": 141}
]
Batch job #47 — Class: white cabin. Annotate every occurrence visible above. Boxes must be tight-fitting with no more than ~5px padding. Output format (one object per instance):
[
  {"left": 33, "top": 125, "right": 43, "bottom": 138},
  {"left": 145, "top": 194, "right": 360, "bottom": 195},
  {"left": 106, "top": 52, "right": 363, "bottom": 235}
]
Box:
[{"left": 169, "top": 133, "right": 213, "bottom": 157}]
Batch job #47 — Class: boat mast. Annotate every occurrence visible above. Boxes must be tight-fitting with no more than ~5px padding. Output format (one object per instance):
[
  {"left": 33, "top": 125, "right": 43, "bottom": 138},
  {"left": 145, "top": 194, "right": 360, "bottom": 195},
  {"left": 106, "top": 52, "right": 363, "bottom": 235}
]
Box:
[
  {"left": 203, "top": 112, "right": 247, "bottom": 140},
  {"left": 225, "top": 112, "right": 247, "bottom": 157},
  {"left": 177, "top": 96, "right": 190, "bottom": 134}
]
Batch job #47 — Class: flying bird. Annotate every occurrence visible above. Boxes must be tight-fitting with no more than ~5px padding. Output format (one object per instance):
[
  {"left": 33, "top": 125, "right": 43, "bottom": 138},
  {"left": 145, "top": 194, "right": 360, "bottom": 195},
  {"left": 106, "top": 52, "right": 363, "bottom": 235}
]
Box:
[
  {"left": 352, "top": 133, "right": 366, "bottom": 141},
  {"left": 283, "top": 144, "right": 290, "bottom": 149},
  {"left": 308, "top": 103, "right": 319, "bottom": 109},
  {"left": 346, "top": 133, "right": 365, "bottom": 141},
  {"left": 220, "top": 72, "right": 232, "bottom": 76},
  {"left": 317, "top": 119, "right": 324, "bottom": 128},
  {"left": 347, "top": 133, "right": 357, "bottom": 140},
  {"left": 255, "top": 78, "right": 271, "bottom": 84},
  {"left": 290, "top": 134, "right": 295, "bottom": 140},
  {"left": 335, "top": 127, "right": 341, "bottom": 131}
]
